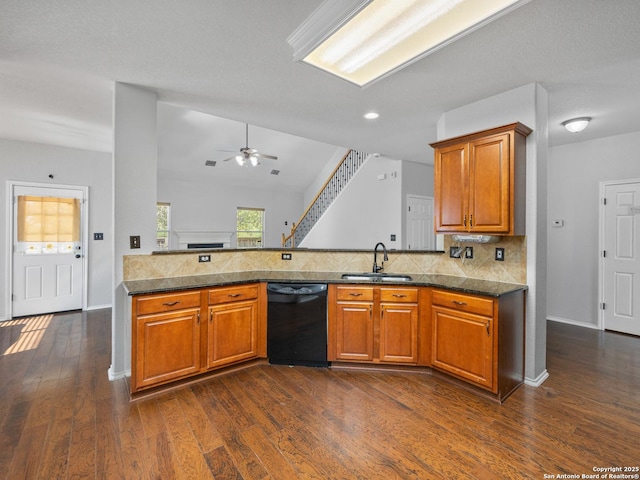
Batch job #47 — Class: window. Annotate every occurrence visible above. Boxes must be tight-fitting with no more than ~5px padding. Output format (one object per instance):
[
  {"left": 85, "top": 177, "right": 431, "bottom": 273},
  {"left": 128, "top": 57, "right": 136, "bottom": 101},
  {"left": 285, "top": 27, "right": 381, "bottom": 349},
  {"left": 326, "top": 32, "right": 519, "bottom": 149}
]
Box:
[
  {"left": 237, "top": 207, "right": 264, "bottom": 248},
  {"left": 16, "top": 195, "right": 80, "bottom": 254},
  {"left": 156, "top": 202, "right": 170, "bottom": 250}
]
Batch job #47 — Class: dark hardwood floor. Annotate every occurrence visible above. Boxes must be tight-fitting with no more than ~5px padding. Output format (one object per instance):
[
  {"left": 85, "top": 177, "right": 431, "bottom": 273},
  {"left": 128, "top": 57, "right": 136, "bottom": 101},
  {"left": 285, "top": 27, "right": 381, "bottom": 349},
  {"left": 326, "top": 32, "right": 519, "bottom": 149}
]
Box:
[{"left": 1, "top": 309, "right": 638, "bottom": 479}]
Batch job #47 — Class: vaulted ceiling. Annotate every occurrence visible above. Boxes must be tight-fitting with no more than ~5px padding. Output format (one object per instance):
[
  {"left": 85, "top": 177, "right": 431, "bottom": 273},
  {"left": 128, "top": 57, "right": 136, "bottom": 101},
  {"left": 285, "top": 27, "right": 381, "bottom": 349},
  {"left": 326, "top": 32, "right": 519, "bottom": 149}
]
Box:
[{"left": 1, "top": 0, "right": 640, "bottom": 191}]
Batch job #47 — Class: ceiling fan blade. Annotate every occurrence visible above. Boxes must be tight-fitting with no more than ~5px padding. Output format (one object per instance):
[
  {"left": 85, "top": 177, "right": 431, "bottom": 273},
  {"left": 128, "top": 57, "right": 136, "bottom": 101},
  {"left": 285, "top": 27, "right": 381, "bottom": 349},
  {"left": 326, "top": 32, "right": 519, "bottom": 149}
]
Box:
[
  {"left": 254, "top": 152, "right": 278, "bottom": 160},
  {"left": 222, "top": 155, "right": 238, "bottom": 162}
]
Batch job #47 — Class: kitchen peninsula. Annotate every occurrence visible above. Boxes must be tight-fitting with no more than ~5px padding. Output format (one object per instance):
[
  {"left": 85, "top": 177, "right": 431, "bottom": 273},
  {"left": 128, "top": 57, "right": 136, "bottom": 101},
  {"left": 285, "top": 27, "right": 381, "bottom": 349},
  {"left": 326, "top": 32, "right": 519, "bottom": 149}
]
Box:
[{"left": 121, "top": 246, "right": 527, "bottom": 402}]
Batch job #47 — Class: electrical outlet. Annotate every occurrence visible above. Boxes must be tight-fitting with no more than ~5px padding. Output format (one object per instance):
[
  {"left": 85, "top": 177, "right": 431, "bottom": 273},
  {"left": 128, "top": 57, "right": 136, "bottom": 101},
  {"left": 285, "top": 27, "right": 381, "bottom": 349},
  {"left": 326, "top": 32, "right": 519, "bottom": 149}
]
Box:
[
  {"left": 94, "top": 232, "right": 104, "bottom": 240},
  {"left": 130, "top": 235, "right": 140, "bottom": 249},
  {"left": 198, "top": 255, "right": 211, "bottom": 262},
  {"left": 281, "top": 253, "right": 292, "bottom": 260},
  {"left": 465, "top": 246, "right": 473, "bottom": 259},
  {"left": 449, "top": 246, "right": 462, "bottom": 258},
  {"left": 495, "top": 247, "right": 505, "bottom": 261}
]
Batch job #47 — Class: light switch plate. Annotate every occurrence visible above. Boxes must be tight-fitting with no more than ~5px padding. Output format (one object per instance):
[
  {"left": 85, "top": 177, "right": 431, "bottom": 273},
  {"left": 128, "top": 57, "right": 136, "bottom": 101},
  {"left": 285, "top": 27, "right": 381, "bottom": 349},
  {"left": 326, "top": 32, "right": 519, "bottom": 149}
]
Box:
[{"left": 130, "top": 235, "right": 140, "bottom": 249}]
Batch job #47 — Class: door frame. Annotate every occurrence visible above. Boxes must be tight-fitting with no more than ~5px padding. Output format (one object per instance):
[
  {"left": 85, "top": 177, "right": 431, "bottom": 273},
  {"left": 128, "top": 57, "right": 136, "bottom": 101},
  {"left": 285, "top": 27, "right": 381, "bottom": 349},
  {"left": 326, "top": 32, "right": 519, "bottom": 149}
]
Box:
[
  {"left": 598, "top": 177, "right": 640, "bottom": 331},
  {"left": 6, "top": 180, "right": 89, "bottom": 319}
]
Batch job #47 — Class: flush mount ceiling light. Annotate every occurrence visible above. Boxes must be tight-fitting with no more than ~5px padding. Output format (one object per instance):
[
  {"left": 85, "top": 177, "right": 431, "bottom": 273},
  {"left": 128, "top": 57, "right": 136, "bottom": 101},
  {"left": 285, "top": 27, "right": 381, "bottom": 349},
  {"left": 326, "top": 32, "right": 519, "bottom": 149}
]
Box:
[
  {"left": 363, "top": 111, "right": 379, "bottom": 119},
  {"left": 562, "top": 117, "right": 591, "bottom": 133},
  {"left": 288, "top": 0, "right": 530, "bottom": 88}
]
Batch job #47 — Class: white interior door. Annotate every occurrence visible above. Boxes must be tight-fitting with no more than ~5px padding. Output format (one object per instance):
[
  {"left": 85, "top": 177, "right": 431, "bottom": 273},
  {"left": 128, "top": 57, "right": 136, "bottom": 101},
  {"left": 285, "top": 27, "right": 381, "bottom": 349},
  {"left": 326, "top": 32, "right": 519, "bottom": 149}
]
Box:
[
  {"left": 406, "top": 195, "right": 434, "bottom": 250},
  {"left": 602, "top": 180, "right": 640, "bottom": 335},
  {"left": 11, "top": 184, "right": 86, "bottom": 318}
]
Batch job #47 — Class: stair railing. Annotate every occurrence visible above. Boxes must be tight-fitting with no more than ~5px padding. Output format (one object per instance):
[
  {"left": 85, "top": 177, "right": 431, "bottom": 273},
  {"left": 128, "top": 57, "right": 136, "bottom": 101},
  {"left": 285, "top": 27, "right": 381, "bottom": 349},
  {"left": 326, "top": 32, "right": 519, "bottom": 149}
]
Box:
[{"left": 282, "top": 149, "right": 368, "bottom": 247}]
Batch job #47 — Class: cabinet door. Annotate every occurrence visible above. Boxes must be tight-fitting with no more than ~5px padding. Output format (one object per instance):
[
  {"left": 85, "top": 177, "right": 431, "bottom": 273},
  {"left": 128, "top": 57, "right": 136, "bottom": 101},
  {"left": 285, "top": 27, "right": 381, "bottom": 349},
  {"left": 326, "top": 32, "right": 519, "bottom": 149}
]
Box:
[
  {"left": 468, "top": 133, "right": 511, "bottom": 233},
  {"left": 379, "top": 303, "right": 418, "bottom": 364},
  {"left": 207, "top": 300, "right": 258, "bottom": 369},
  {"left": 431, "top": 306, "right": 494, "bottom": 391},
  {"left": 334, "top": 302, "right": 374, "bottom": 362},
  {"left": 434, "top": 143, "right": 468, "bottom": 232},
  {"left": 135, "top": 308, "right": 201, "bottom": 390}
]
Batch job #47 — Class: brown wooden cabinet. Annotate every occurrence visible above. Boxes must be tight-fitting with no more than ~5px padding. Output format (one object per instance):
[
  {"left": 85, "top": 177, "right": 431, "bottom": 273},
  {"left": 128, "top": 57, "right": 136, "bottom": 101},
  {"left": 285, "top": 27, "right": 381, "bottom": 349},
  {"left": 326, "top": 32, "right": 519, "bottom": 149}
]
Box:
[
  {"left": 131, "top": 283, "right": 266, "bottom": 393},
  {"left": 133, "top": 290, "right": 202, "bottom": 391},
  {"left": 329, "top": 285, "right": 423, "bottom": 365},
  {"left": 379, "top": 287, "right": 419, "bottom": 364},
  {"left": 206, "top": 284, "right": 261, "bottom": 369},
  {"left": 431, "top": 123, "right": 531, "bottom": 235},
  {"left": 430, "top": 288, "right": 525, "bottom": 401}
]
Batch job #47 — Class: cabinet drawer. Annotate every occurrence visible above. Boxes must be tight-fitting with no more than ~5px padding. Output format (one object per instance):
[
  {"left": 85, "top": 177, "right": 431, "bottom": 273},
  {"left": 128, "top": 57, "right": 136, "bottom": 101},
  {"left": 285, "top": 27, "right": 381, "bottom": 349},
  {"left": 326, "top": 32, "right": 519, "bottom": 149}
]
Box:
[
  {"left": 380, "top": 287, "right": 418, "bottom": 303},
  {"left": 208, "top": 284, "right": 259, "bottom": 305},
  {"left": 336, "top": 286, "right": 374, "bottom": 302},
  {"left": 432, "top": 289, "right": 494, "bottom": 317},
  {"left": 136, "top": 291, "right": 201, "bottom": 316}
]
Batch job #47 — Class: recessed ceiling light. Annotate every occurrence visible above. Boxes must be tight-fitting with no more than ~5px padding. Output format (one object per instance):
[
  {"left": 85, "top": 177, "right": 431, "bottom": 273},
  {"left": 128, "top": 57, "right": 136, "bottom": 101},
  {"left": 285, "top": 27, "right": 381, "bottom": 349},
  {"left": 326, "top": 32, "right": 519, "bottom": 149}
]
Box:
[
  {"left": 288, "top": 0, "right": 530, "bottom": 87},
  {"left": 364, "top": 112, "right": 379, "bottom": 120}
]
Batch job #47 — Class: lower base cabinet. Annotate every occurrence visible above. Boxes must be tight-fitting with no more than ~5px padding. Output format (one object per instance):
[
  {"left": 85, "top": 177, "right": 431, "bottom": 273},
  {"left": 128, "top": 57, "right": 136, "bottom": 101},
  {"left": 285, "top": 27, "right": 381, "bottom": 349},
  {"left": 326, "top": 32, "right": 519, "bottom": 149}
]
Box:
[
  {"left": 131, "top": 283, "right": 266, "bottom": 393},
  {"left": 329, "top": 285, "right": 426, "bottom": 366},
  {"left": 131, "top": 280, "right": 525, "bottom": 401},
  {"left": 207, "top": 284, "right": 260, "bottom": 369},
  {"left": 430, "top": 288, "right": 525, "bottom": 401}
]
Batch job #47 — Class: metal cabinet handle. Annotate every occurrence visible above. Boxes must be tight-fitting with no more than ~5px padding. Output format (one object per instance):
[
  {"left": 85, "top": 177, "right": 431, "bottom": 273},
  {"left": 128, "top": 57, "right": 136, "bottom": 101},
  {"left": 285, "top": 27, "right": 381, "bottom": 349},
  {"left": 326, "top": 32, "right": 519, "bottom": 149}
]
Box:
[
  {"left": 392, "top": 294, "right": 407, "bottom": 298},
  {"left": 162, "top": 301, "right": 180, "bottom": 307},
  {"left": 464, "top": 215, "right": 467, "bottom": 227},
  {"left": 227, "top": 293, "right": 243, "bottom": 298},
  {"left": 452, "top": 300, "right": 467, "bottom": 306},
  {"left": 209, "top": 310, "right": 213, "bottom": 323},
  {"left": 470, "top": 214, "right": 473, "bottom": 227},
  {"left": 349, "top": 293, "right": 363, "bottom": 297},
  {"left": 486, "top": 320, "right": 491, "bottom": 336},
  {"left": 197, "top": 312, "right": 200, "bottom": 324}
]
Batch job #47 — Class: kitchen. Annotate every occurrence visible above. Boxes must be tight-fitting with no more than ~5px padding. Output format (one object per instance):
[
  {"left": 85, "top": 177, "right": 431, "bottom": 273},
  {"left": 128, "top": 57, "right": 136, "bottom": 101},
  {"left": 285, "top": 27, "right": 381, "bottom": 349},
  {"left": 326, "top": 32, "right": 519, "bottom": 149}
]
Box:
[{"left": 1, "top": 1, "right": 640, "bottom": 477}]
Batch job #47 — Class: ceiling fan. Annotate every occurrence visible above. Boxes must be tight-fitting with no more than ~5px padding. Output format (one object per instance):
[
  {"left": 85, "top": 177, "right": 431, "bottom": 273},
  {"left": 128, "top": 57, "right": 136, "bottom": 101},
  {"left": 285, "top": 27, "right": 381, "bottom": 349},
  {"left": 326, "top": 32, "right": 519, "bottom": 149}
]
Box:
[{"left": 222, "top": 123, "right": 278, "bottom": 167}]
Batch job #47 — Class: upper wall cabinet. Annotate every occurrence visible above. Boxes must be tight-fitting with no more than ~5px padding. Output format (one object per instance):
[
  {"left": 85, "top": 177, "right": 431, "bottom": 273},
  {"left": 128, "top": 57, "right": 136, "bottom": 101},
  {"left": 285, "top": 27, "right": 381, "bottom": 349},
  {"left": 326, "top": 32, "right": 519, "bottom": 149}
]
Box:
[{"left": 431, "top": 123, "right": 532, "bottom": 235}]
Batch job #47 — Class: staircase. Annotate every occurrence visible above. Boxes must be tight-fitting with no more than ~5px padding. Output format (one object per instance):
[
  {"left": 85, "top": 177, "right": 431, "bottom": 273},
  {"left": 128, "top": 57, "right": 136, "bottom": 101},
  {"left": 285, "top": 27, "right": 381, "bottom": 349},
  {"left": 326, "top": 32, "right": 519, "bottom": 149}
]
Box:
[{"left": 282, "top": 149, "right": 368, "bottom": 247}]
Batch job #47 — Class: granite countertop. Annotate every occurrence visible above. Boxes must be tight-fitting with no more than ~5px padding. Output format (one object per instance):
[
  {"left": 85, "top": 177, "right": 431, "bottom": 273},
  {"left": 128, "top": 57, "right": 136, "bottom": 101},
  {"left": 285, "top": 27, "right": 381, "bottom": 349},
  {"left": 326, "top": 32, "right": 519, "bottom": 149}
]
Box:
[{"left": 123, "top": 271, "right": 527, "bottom": 298}]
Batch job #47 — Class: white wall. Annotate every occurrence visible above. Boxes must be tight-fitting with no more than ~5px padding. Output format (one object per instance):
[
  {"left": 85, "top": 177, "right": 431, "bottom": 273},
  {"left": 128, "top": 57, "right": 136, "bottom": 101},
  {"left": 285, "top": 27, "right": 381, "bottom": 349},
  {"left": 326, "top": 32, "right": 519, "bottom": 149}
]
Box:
[
  {"left": 0, "top": 139, "right": 112, "bottom": 320},
  {"left": 111, "top": 83, "right": 158, "bottom": 379},
  {"left": 301, "top": 155, "right": 403, "bottom": 249},
  {"left": 157, "top": 176, "right": 303, "bottom": 249},
  {"left": 402, "top": 160, "right": 434, "bottom": 249},
  {"left": 436, "top": 82, "right": 549, "bottom": 385},
  {"left": 547, "top": 130, "right": 640, "bottom": 328}
]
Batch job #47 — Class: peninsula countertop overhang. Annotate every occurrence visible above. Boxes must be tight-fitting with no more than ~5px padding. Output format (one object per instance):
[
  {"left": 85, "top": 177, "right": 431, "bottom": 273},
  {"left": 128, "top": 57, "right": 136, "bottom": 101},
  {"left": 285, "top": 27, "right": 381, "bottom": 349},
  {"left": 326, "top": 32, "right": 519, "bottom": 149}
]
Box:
[{"left": 123, "top": 271, "right": 527, "bottom": 298}]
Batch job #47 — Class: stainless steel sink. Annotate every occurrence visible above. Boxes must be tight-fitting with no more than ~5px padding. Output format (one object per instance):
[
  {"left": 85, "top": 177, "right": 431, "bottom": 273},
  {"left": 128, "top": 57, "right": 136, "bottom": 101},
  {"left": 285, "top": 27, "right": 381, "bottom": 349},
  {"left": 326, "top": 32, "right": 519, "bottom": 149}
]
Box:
[{"left": 341, "top": 273, "right": 413, "bottom": 282}]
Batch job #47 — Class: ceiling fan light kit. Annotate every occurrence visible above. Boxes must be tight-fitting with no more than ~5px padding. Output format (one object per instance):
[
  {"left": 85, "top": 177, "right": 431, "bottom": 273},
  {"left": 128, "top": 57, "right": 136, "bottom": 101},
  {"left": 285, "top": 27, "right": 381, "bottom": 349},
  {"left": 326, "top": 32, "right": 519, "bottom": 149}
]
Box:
[{"left": 223, "top": 123, "right": 278, "bottom": 167}]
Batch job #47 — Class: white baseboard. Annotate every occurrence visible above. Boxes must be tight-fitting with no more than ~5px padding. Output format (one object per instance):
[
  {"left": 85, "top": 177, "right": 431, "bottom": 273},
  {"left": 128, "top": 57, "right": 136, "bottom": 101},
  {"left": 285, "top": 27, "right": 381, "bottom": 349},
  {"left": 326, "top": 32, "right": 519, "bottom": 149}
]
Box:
[
  {"left": 86, "top": 304, "right": 112, "bottom": 311},
  {"left": 525, "top": 369, "right": 549, "bottom": 387},
  {"left": 108, "top": 365, "right": 130, "bottom": 381},
  {"left": 547, "top": 315, "right": 601, "bottom": 330}
]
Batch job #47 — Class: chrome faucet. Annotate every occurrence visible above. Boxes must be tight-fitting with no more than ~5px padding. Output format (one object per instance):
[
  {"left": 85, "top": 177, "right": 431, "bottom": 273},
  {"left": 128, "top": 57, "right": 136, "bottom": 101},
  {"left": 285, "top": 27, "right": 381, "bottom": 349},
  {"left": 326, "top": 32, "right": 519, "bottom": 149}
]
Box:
[{"left": 373, "top": 242, "right": 388, "bottom": 273}]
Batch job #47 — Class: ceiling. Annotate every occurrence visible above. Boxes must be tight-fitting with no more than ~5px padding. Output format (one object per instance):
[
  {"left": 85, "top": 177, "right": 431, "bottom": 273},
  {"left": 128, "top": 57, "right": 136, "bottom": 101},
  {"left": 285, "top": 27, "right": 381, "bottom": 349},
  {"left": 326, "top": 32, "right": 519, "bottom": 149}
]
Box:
[{"left": 1, "top": 0, "right": 640, "bottom": 192}]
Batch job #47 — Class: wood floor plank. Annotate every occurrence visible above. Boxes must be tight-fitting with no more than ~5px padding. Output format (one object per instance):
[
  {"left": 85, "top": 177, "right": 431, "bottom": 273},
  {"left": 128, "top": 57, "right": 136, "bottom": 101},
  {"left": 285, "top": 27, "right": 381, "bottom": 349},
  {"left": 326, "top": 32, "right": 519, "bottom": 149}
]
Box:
[
  {"left": 195, "top": 381, "right": 269, "bottom": 480},
  {"left": 1, "top": 311, "right": 639, "bottom": 479},
  {"left": 203, "top": 445, "right": 244, "bottom": 480},
  {"left": 158, "top": 396, "right": 215, "bottom": 479},
  {"left": 5, "top": 423, "right": 48, "bottom": 480},
  {"left": 173, "top": 387, "right": 224, "bottom": 454}
]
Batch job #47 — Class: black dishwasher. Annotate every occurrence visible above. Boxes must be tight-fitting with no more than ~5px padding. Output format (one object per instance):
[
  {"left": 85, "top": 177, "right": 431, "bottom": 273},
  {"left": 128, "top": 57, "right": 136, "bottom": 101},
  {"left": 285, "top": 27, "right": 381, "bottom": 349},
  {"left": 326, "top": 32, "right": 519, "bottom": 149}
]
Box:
[{"left": 267, "top": 283, "right": 329, "bottom": 367}]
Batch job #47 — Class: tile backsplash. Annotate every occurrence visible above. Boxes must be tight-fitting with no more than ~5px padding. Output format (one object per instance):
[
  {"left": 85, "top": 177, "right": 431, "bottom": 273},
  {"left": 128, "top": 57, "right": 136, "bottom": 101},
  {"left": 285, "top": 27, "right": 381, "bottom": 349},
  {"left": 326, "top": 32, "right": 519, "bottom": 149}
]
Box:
[{"left": 124, "top": 236, "right": 526, "bottom": 284}]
